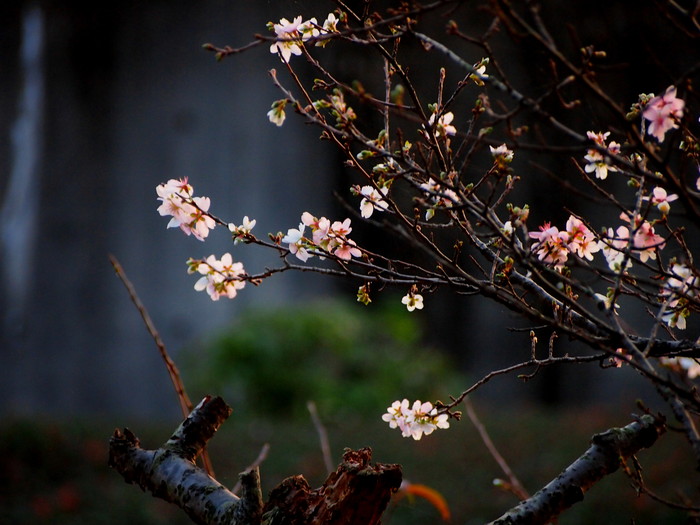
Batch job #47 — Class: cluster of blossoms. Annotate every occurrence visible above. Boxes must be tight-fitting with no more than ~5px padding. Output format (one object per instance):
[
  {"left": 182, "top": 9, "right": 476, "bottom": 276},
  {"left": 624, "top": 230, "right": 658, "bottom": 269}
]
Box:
[
  {"left": 643, "top": 86, "right": 685, "bottom": 142},
  {"left": 583, "top": 131, "right": 620, "bottom": 180},
  {"left": 529, "top": 215, "right": 600, "bottom": 267},
  {"left": 268, "top": 13, "right": 340, "bottom": 62},
  {"left": 156, "top": 178, "right": 216, "bottom": 241},
  {"left": 382, "top": 399, "right": 450, "bottom": 440},
  {"left": 282, "top": 212, "right": 362, "bottom": 262},
  {"left": 187, "top": 253, "right": 246, "bottom": 301}
]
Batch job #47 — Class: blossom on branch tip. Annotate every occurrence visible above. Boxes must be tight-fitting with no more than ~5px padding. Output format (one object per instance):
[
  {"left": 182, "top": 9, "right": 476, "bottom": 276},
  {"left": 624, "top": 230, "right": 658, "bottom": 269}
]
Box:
[
  {"left": 643, "top": 86, "right": 685, "bottom": 142},
  {"left": 382, "top": 399, "right": 449, "bottom": 440},
  {"left": 315, "top": 13, "right": 340, "bottom": 47},
  {"left": 268, "top": 16, "right": 318, "bottom": 62},
  {"left": 489, "top": 143, "right": 514, "bottom": 167},
  {"left": 659, "top": 263, "right": 697, "bottom": 330},
  {"left": 644, "top": 186, "right": 678, "bottom": 215},
  {"left": 156, "top": 178, "right": 216, "bottom": 241},
  {"left": 267, "top": 99, "right": 288, "bottom": 126}
]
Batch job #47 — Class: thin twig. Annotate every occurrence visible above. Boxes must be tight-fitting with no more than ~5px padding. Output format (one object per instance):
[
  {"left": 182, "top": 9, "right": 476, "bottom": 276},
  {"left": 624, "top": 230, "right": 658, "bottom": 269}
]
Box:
[
  {"left": 308, "top": 400, "right": 334, "bottom": 475},
  {"left": 464, "top": 398, "right": 529, "bottom": 501},
  {"left": 109, "top": 254, "right": 215, "bottom": 477}
]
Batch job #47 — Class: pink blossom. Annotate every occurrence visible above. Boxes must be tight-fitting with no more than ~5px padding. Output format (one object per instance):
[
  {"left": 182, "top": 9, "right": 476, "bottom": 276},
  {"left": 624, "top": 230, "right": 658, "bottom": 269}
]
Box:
[
  {"left": 156, "top": 179, "right": 216, "bottom": 241},
  {"left": 333, "top": 239, "right": 361, "bottom": 260},
  {"left": 643, "top": 86, "right": 685, "bottom": 142},
  {"left": 565, "top": 215, "right": 600, "bottom": 261},
  {"left": 645, "top": 186, "right": 678, "bottom": 215},
  {"left": 529, "top": 222, "right": 569, "bottom": 267}
]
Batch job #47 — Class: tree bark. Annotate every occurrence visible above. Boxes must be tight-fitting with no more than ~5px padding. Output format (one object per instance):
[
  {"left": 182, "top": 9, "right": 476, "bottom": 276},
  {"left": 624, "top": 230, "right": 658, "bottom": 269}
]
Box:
[
  {"left": 488, "top": 415, "right": 666, "bottom": 525},
  {"left": 109, "top": 396, "right": 402, "bottom": 525}
]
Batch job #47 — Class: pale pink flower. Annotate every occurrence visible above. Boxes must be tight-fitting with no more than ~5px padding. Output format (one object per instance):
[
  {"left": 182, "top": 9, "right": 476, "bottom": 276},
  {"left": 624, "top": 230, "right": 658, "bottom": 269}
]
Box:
[
  {"left": 333, "top": 239, "right": 361, "bottom": 260},
  {"left": 643, "top": 86, "right": 685, "bottom": 142},
  {"left": 359, "top": 185, "right": 389, "bottom": 218},
  {"left": 156, "top": 179, "right": 215, "bottom": 241},
  {"left": 282, "top": 223, "right": 312, "bottom": 262},
  {"left": 228, "top": 216, "right": 256, "bottom": 244},
  {"left": 383, "top": 399, "right": 449, "bottom": 440},
  {"left": 193, "top": 253, "right": 246, "bottom": 301},
  {"left": 583, "top": 131, "right": 618, "bottom": 180},
  {"left": 598, "top": 226, "right": 631, "bottom": 272},
  {"left": 645, "top": 186, "right": 678, "bottom": 215},
  {"left": 269, "top": 16, "right": 317, "bottom": 62},
  {"left": 315, "top": 13, "right": 339, "bottom": 47}
]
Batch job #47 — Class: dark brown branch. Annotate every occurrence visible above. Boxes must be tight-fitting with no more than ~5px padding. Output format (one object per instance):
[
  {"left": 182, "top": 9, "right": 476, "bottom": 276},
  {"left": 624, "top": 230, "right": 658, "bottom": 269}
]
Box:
[{"left": 487, "top": 415, "right": 666, "bottom": 525}]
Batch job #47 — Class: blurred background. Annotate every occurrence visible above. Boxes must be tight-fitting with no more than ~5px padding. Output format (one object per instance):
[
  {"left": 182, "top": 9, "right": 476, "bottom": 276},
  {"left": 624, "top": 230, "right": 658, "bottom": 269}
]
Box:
[{"left": 1, "top": 1, "right": 697, "bottom": 523}]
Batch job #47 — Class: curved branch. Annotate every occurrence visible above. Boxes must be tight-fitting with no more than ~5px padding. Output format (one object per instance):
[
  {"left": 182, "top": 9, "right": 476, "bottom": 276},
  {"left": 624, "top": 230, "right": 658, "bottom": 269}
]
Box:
[{"left": 488, "top": 415, "right": 666, "bottom": 525}]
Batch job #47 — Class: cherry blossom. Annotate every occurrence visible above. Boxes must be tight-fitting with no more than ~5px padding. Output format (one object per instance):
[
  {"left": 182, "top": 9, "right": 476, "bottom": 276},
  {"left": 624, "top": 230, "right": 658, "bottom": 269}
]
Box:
[
  {"left": 156, "top": 179, "right": 216, "bottom": 241},
  {"left": 228, "top": 216, "right": 256, "bottom": 244},
  {"left": 659, "top": 263, "right": 697, "bottom": 329},
  {"left": 282, "top": 223, "right": 312, "bottom": 262},
  {"left": 315, "top": 13, "right": 340, "bottom": 47},
  {"left": 401, "top": 293, "right": 424, "bottom": 312},
  {"left": 489, "top": 144, "right": 514, "bottom": 163},
  {"left": 643, "top": 86, "right": 685, "bottom": 142},
  {"left": 267, "top": 99, "right": 287, "bottom": 127},
  {"left": 583, "top": 131, "right": 619, "bottom": 180},
  {"left": 420, "top": 178, "right": 459, "bottom": 220},
  {"left": 598, "top": 226, "right": 632, "bottom": 272},
  {"left": 269, "top": 16, "right": 318, "bottom": 62},
  {"left": 529, "top": 222, "right": 569, "bottom": 267},
  {"left": 565, "top": 216, "right": 600, "bottom": 261},
  {"left": 359, "top": 185, "right": 389, "bottom": 218},
  {"left": 191, "top": 253, "right": 246, "bottom": 301},
  {"left": 382, "top": 399, "right": 449, "bottom": 440},
  {"left": 469, "top": 57, "right": 489, "bottom": 86},
  {"left": 645, "top": 186, "right": 678, "bottom": 215},
  {"left": 426, "top": 110, "right": 457, "bottom": 139}
]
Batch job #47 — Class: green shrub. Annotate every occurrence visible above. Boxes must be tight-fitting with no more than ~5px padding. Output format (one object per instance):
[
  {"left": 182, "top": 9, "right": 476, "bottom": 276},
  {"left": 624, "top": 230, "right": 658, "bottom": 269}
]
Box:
[{"left": 186, "top": 299, "right": 464, "bottom": 420}]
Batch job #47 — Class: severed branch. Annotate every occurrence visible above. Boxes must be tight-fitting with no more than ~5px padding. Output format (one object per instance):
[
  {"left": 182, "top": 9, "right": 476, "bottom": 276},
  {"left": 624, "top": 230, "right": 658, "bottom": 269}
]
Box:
[
  {"left": 487, "top": 415, "right": 666, "bottom": 525},
  {"left": 109, "top": 396, "right": 261, "bottom": 525},
  {"left": 109, "top": 395, "right": 402, "bottom": 525}
]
